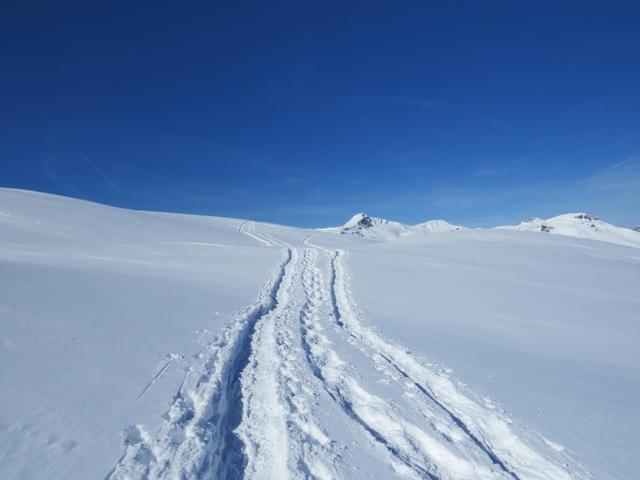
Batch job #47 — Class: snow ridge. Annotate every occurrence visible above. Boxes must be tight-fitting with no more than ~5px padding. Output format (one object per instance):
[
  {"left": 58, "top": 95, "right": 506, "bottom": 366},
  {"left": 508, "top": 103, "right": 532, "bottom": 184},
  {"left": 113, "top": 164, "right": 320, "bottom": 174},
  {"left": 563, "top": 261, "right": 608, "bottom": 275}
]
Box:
[
  {"left": 339, "top": 213, "right": 463, "bottom": 240},
  {"left": 498, "top": 213, "right": 640, "bottom": 248}
]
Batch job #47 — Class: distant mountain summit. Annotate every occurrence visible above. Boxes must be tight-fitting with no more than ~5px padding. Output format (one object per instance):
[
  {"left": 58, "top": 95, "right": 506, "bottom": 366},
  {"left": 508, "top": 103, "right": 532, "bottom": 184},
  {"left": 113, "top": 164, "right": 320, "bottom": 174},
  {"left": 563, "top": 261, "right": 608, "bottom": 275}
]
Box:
[
  {"left": 339, "top": 213, "right": 463, "bottom": 239},
  {"left": 341, "top": 213, "right": 406, "bottom": 237},
  {"left": 342, "top": 213, "right": 380, "bottom": 231},
  {"left": 498, "top": 213, "right": 640, "bottom": 248}
]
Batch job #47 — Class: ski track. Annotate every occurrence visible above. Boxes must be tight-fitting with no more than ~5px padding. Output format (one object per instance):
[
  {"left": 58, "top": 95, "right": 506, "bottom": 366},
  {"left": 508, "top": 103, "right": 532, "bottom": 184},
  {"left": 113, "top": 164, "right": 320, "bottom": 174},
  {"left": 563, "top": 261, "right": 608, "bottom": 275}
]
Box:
[
  {"left": 109, "top": 248, "right": 293, "bottom": 479},
  {"left": 239, "top": 220, "right": 279, "bottom": 247},
  {"left": 109, "top": 227, "right": 589, "bottom": 480},
  {"left": 325, "top": 248, "right": 588, "bottom": 480},
  {"left": 299, "top": 248, "right": 512, "bottom": 480},
  {"left": 136, "top": 360, "right": 173, "bottom": 400},
  {"left": 237, "top": 247, "right": 342, "bottom": 480}
]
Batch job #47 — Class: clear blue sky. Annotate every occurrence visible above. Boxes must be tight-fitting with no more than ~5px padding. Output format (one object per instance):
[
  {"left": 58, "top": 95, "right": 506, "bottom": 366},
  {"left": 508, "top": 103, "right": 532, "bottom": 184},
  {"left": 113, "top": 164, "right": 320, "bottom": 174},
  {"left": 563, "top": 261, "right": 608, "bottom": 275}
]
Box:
[{"left": 1, "top": 1, "right": 639, "bottom": 227}]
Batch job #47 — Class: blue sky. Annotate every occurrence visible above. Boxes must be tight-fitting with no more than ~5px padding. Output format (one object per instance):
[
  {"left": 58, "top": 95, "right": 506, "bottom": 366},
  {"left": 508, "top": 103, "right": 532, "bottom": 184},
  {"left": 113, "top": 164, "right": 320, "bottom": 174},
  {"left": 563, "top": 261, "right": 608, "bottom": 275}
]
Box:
[{"left": 1, "top": 2, "right": 639, "bottom": 227}]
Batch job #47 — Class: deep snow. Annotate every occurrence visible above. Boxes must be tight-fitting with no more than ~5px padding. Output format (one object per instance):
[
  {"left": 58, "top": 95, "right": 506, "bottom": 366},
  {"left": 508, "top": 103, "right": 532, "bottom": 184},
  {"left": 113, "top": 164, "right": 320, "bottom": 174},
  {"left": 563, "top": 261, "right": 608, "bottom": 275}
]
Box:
[{"left": 1, "top": 188, "right": 638, "bottom": 479}]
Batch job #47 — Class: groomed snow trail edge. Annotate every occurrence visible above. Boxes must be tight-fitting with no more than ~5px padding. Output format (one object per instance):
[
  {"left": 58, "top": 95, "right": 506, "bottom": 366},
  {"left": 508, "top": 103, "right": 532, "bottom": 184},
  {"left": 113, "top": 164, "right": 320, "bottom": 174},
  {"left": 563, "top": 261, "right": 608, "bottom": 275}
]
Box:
[{"left": 109, "top": 236, "right": 590, "bottom": 479}]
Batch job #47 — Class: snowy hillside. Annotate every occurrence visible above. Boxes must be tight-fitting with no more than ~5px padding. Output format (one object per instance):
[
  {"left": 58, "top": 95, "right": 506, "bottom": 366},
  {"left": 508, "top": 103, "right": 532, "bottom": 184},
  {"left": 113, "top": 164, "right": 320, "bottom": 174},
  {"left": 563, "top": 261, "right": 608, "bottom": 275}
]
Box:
[
  {"left": 338, "top": 212, "right": 463, "bottom": 240},
  {"left": 498, "top": 213, "right": 640, "bottom": 248},
  {"left": 0, "top": 188, "right": 281, "bottom": 479},
  {"left": 1, "top": 188, "right": 639, "bottom": 480}
]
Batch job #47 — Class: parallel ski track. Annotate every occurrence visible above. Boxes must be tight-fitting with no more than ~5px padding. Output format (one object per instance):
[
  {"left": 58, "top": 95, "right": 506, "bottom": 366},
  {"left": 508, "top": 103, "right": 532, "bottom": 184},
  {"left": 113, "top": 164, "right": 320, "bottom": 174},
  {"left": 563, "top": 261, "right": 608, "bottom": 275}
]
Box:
[
  {"left": 326, "top": 248, "right": 586, "bottom": 480},
  {"left": 237, "top": 247, "right": 342, "bottom": 480},
  {"left": 239, "top": 220, "right": 276, "bottom": 247},
  {"left": 299, "top": 248, "right": 442, "bottom": 479},
  {"left": 298, "top": 248, "right": 524, "bottom": 480},
  {"left": 109, "top": 225, "right": 588, "bottom": 480},
  {"left": 233, "top": 248, "right": 298, "bottom": 479}
]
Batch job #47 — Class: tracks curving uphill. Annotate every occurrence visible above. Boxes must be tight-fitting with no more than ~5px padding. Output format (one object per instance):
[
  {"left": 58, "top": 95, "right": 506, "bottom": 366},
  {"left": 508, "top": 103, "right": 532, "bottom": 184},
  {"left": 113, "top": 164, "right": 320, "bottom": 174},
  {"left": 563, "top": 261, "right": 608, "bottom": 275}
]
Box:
[
  {"left": 109, "top": 227, "right": 589, "bottom": 480},
  {"left": 239, "top": 220, "right": 281, "bottom": 247}
]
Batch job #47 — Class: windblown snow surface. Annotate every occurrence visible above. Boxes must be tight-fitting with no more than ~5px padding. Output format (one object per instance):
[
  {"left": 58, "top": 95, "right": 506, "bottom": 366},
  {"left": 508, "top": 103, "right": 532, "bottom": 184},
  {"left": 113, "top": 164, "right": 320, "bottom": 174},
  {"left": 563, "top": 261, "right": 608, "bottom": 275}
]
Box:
[{"left": 1, "top": 188, "right": 638, "bottom": 480}]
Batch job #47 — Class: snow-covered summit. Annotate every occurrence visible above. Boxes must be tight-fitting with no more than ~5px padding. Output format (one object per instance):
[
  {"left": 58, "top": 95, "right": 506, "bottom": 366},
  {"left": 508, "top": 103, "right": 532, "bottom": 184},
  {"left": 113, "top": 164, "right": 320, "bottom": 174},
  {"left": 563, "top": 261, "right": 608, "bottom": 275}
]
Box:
[
  {"left": 498, "top": 212, "right": 640, "bottom": 248},
  {"left": 343, "top": 212, "right": 376, "bottom": 230},
  {"left": 413, "top": 219, "right": 464, "bottom": 233},
  {"left": 340, "top": 212, "right": 463, "bottom": 239},
  {"left": 341, "top": 213, "right": 408, "bottom": 238}
]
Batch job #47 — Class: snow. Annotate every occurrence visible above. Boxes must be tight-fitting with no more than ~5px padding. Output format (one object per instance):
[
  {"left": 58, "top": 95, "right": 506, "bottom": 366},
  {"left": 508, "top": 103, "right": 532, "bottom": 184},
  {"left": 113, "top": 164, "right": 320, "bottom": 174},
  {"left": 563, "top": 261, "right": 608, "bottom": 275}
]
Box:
[
  {"left": 343, "top": 212, "right": 372, "bottom": 229},
  {"left": 498, "top": 213, "right": 640, "bottom": 248},
  {"left": 338, "top": 212, "right": 463, "bottom": 240},
  {"left": 320, "top": 230, "right": 640, "bottom": 479},
  {"left": 413, "top": 219, "right": 463, "bottom": 233},
  {"left": 0, "top": 188, "right": 280, "bottom": 479},
  {"left": 1, "top": 188, "right": 638, "bottom": 479}
]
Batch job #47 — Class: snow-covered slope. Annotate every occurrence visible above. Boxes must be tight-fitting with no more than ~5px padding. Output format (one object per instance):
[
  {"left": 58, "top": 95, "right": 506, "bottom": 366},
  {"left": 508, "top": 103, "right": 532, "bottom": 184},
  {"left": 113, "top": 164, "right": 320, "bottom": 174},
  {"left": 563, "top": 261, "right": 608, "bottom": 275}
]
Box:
[
  {"left": 0, "top": 188, "right": 281, "bottom": 479},
  {"left": 339, "top": 212, "right": 463, "bottom": 240},
  {"left": 498, "top": 213, "right": 640, "bottom": 248},
  {"left": 2, "top": 188, "right": 639, "bottom": 480}
]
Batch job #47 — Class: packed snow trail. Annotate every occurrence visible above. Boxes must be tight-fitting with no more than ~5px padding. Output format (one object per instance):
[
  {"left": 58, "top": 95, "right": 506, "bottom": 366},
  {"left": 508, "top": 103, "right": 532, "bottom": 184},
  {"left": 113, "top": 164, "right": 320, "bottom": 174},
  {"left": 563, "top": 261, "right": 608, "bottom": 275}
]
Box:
[
  {"left": 109, "top": 230, "right": 589, "bottom": 479},
  {"left": 236, "top": 247, "right": 344, "bottom": 479},
  {"left": 109, "top": 249, "right": 293, "bottom": 479}
]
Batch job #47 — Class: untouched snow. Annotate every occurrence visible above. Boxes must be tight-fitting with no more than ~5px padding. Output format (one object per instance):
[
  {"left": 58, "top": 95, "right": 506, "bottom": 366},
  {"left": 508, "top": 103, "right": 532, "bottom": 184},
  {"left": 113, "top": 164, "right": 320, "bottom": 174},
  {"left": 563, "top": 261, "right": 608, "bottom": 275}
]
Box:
[
  {"left": 1, "top": 188, "right": 639, "bottom": 479},
  {"left": 498, "top": 213, "right": 640, "bottom": 248}
]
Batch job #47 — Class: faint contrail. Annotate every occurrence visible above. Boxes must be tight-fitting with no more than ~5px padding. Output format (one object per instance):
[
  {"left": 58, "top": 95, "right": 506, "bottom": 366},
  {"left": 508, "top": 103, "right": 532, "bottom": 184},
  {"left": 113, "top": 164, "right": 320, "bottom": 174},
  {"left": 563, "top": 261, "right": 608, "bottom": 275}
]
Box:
[{"left": 66, "top": 139, "right": 122, "bottom": 193}]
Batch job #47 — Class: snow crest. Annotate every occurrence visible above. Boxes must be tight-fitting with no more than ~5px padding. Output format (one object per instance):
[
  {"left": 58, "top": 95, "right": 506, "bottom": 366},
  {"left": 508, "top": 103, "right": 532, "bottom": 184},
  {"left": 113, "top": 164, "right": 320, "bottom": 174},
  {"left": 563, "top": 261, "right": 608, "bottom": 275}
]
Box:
[
  {"left": 498, "top": 213, "right": 640, "bottom": 248},
  {"left": 339, "top": 213, "right": 463, "bottom": 240}
]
